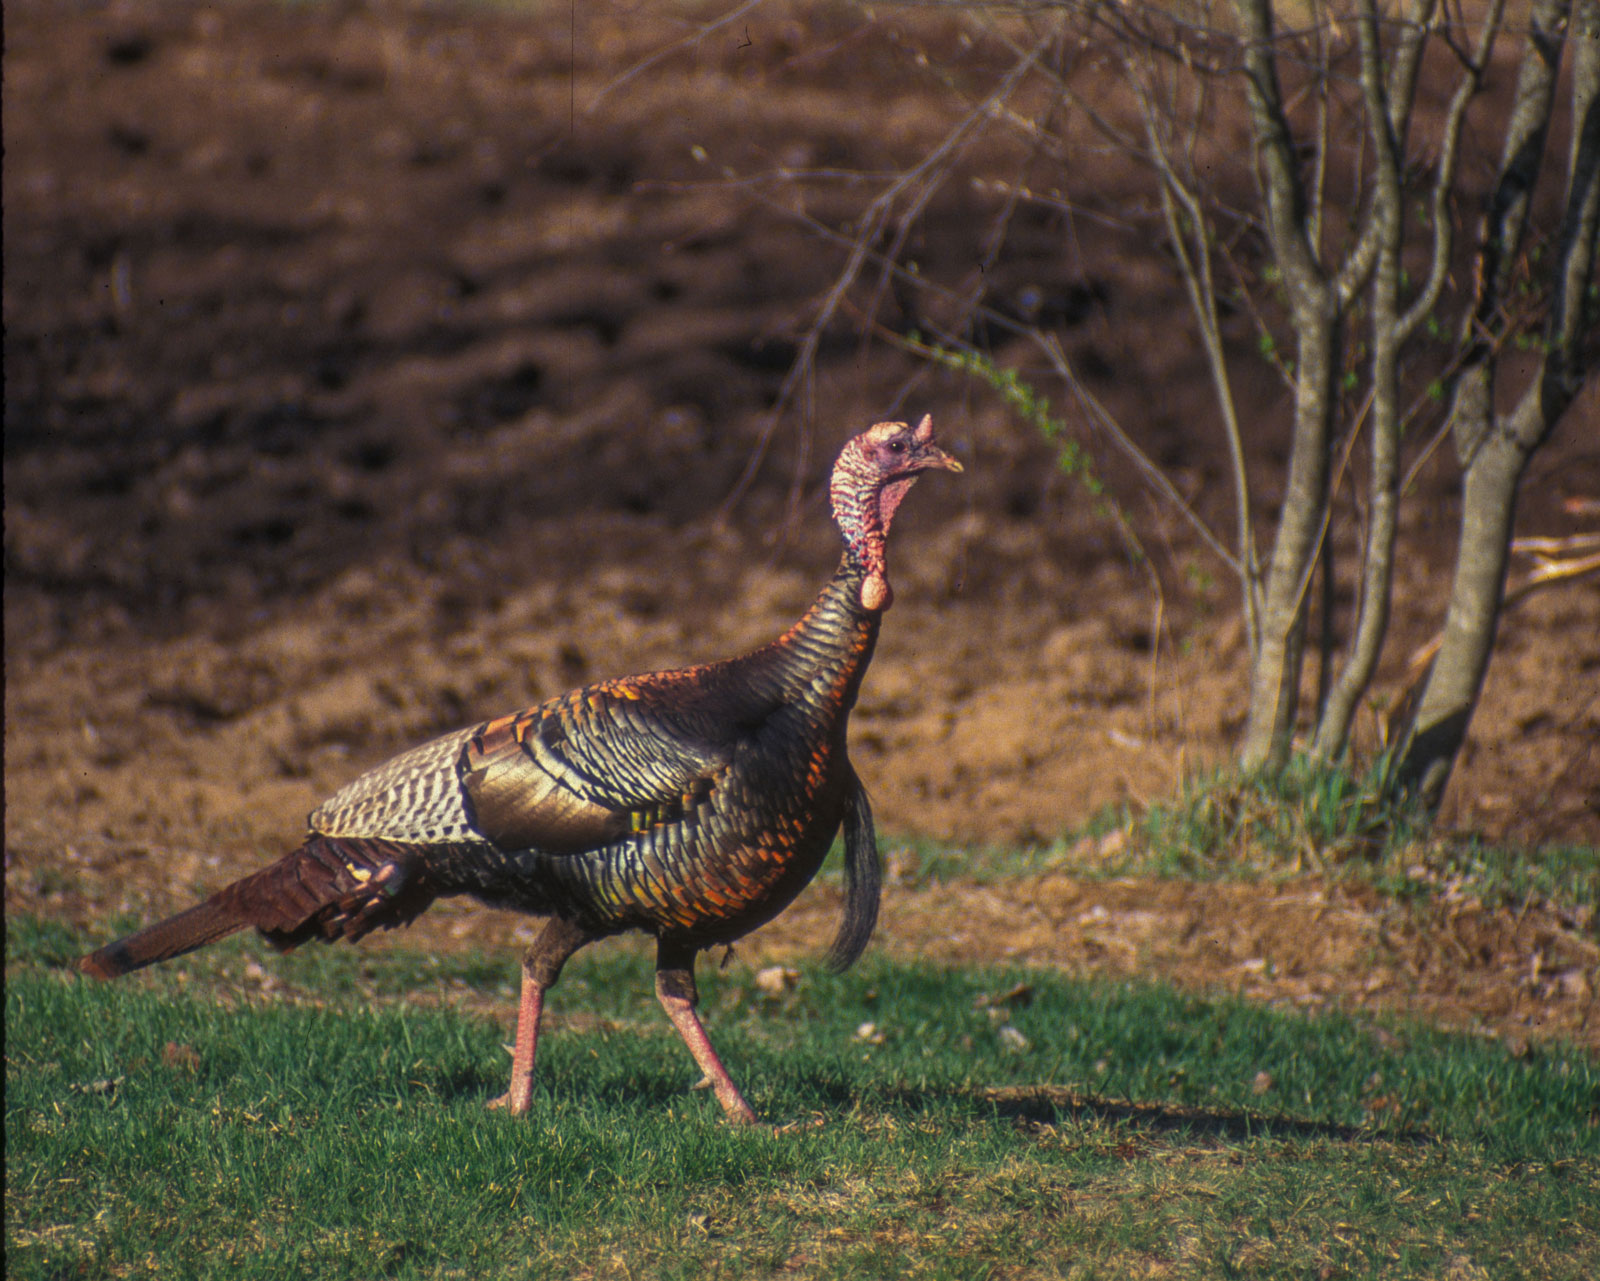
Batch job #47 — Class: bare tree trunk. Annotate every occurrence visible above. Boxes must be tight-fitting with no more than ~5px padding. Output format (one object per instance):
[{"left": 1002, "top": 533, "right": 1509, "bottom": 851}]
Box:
[
  {"left": 1312, "top": 0, "right": 1428, "bottom": 761},
  {"left": 1239, "top": 319, "right": 1339, "bottom": 769},
  {"left": 1233, "top": 0, "right": 1340, "bottom": 769},
  {"left": 1398, "top": 0, "right": 1599, "bottom": 807},
  {"left": 1399, "top": 415, "right": 1541, "bottom": 804},
  {"left": 776, "top": 0, "right": 1591, "bottom": 799}
]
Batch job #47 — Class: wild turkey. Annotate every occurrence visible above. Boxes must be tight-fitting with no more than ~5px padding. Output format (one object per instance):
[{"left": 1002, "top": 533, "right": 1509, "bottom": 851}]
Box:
[{"left": 79, "top": 415, "right": 962, "bottom": 1124}]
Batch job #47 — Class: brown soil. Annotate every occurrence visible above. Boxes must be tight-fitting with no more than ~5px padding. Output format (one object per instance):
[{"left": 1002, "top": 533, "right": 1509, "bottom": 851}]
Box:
[{"left": 5, "top": 3, "right": 1597, "bottom": 1049}]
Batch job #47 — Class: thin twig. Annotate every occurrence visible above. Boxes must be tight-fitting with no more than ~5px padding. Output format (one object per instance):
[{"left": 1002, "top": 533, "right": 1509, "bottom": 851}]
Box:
[
  {"left": 715, "top": 32, "right": 1051, "bottom": 525},
  {"left": 587, "top": 0, "right": 774, "bottom": 112},
  {"left": 1124, "top": 48, "right": 1262, "bottom": 643},
  {"left": 1395, "top": 0, "right": 1507, "bottom": 339},
  {"left": 1036, "top": 333, "right": 1240, "bottom": 574}
]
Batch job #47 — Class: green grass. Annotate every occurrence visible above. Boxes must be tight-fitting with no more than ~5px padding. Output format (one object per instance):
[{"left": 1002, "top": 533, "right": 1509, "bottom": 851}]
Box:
[{"left": 8, "top": 916, "right": 1597, "bottom": 1279}]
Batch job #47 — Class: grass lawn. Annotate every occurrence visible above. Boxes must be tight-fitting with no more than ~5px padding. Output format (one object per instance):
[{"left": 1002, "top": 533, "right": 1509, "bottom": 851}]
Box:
[{"left": 7, "top": 913, "right": 1597, "bottom": 1280}]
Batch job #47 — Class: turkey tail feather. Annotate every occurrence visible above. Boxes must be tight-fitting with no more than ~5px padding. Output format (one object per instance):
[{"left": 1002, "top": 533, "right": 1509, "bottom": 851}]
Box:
[
  {"left": 824, "top": 770, "right": 880, "bottom": 973},
  {"left": 78, "top": 899, "right": 250, "bottom": 979},
  {"left": 77, "top": 837, "right": 440, "bottom": 980}
]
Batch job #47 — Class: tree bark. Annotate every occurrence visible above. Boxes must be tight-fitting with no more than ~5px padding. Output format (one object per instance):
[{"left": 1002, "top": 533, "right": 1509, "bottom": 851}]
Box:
[
  {"left": 1233, "top": 0, "right": 1341, "bottom": 770},
  {"left": 1313, "top": 0, "right": 1418, "bottom": 761},
  {"left": 1397, "top": 0, "right": 1598, "bottom": 807},
  {"left": 1397, "top": 399, "right": 1558, "bottom": 806},
  {"left": 1239, "top": 316, "right": 1340, "bottom": 769}
]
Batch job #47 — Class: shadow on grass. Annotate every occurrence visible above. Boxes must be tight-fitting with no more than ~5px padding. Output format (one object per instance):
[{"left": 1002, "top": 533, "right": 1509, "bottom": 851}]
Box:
[
  {"left": 476, "top": 1065, "right": 1434, "bottom": 1146},
  {"left": 450, "top": 1074, "right": 1433, "bottom": 1147},
  {"left": 969, "top": 1084, "right": 1431, "bottom": 1145},
  {"left": 766, "top": 1076, "right": 1429, "bottom": 1146}
]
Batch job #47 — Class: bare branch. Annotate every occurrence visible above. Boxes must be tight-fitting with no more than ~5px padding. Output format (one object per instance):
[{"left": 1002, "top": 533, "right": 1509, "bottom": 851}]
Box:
[
  {"left": 717, "top": 31, "right": 1050, "bottom": 522},
  {"left": 972, "top": 18, "right": 1161, "bottom": 167},
  {"left": 1124, "top": 47, "right": 1263, "bottom": 645},
  {"left": 1541, "top": 0, "right": 1600, "bottom": 415},
  {"left": 1330, "top": 1, "right": 1436, "bottom": 306},
  {"left": 1232, "top": 0, "right": 1330, "bottom": 308},
  {"left": 1307, "top": 2, "right": 1331, "bottom": 257},
  {"left": 1448, "top": 0, "right": 1572, "bottom": 464},
  {"left": 1396, "top": 0, "right": 1509, "bottom": 340},
  {"left": 1314, "top": 0, "right": 1410, "bottom": 759},
  {"left": 1035, "top": 333, "right": 1242, "bottom": 575},
  {"left": 588, "top": 0, "right": 774, "bottom": 112}
]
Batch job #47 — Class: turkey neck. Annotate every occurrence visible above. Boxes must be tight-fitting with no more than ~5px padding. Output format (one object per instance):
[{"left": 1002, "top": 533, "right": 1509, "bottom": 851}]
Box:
[
  {"left": 734, "top": 554, "right": 881, "bottom": 722},
  {"left": 731, "top": 448, "right": 924, "bottom": 721},
  {"left": 712, "top": 460, "right": 906, "bottom": 722}
]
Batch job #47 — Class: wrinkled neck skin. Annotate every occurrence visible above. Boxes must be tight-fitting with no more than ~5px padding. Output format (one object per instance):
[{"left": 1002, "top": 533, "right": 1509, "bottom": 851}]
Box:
[{"left": 831, "top": 448, "right": 918, "bottom": 612}]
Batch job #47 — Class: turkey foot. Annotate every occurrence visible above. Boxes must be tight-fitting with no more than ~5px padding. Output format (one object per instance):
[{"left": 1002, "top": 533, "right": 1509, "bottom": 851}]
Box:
[{"left": 657, "top": 948, "right": 757, "bottom": 1125}]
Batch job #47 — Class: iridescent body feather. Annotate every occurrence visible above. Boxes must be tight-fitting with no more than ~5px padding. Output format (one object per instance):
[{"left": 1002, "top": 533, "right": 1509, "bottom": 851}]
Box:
[{"left": 79, "top": 417, "right": 961, "bottom": 1124}]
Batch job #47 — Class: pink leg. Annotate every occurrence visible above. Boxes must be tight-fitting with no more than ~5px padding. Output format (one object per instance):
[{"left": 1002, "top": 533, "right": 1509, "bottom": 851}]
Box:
[
  {"left": 487, "top": 917, "right": 591, "bottom": 1116},
  {"left": 656, "top": 949, "right": 757, "bottom": 1125},
  {"left": 487, "top": 969, "right": 545, "bottom": 1114}
]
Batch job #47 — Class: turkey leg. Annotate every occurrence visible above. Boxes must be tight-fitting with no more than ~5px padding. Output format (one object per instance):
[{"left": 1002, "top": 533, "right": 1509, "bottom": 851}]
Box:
[
  {"left": 488, "top": 916, "right": 592, "bottom": 1114},
  {"left": 656, "top": 940, "right": 757, "bottom": 1124}
]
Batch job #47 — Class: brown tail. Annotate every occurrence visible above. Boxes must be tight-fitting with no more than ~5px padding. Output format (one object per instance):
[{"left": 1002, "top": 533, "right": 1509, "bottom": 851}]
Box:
[{"left": 77, "top": 836, "right": 439, "bottom": 979}]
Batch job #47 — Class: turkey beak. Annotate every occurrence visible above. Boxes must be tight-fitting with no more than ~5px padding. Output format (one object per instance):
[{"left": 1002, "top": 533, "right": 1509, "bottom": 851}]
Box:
[{"left": 925, "top": 446, "right": 963, "bottom": 474}]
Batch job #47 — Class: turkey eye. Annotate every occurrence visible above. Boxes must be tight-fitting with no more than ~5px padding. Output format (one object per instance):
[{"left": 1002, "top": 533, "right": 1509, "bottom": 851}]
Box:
[{"left": 888, "top": 439, "right": 905, "bottom": 453}]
